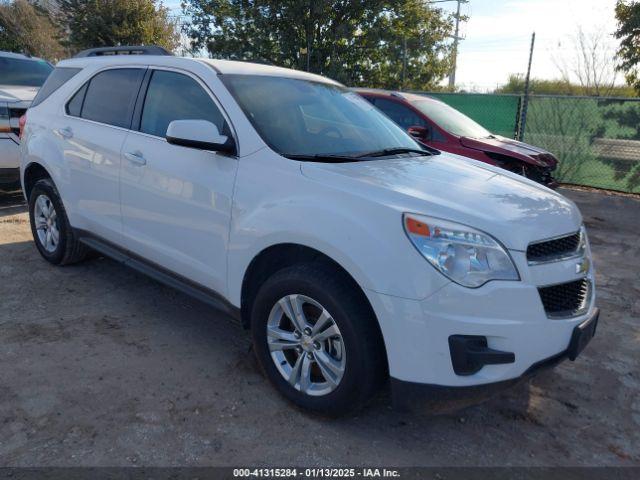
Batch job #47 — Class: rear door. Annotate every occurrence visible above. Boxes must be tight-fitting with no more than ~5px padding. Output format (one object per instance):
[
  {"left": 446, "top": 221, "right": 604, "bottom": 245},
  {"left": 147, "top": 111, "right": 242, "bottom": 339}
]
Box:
[
  {"left": 62, "top": 67, "right": 145, "bottom": 243},
  {"left": 119, "top": 68, "right": 238, "bottom": 294}
]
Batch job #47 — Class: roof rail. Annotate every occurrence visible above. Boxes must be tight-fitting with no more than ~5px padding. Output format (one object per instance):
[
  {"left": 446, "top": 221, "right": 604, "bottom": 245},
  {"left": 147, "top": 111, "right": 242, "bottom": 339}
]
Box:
[{"left": 73, "top": 45, "right": 173, "bottom": 58}]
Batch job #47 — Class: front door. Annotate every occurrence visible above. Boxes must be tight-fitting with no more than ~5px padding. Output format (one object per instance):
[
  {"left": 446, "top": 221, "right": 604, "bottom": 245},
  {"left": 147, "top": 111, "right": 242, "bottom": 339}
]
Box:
[{"left": 119, "top": 68, "right": 238, "bottom": 294}]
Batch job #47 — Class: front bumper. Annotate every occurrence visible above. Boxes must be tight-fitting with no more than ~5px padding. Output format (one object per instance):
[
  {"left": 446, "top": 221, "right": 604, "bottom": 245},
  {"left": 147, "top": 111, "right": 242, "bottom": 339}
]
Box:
[
  {"left": 390, "top": 308, "right": 598, "bottom": 412},
  {"left": 365, "top": 249, "right": 597, "bottom": 409}
]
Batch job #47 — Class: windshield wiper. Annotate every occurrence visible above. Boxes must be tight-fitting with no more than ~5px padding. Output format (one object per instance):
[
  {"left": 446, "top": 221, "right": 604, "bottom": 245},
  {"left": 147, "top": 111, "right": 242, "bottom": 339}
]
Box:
[
  {"left": 283, "top": 146, "right": 439, "bottom": 163},
  {"left": 282, "top": 153, "right": 360, "bottom": 163},
  {"left": 354, "top": 146, "right": 438, "bottom": 158}
]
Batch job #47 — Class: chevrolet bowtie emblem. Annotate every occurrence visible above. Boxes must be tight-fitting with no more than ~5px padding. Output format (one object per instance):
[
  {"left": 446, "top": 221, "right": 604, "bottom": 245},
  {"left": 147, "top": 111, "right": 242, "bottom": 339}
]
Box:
[{"left": 576, "top": 258, "right": 590, "bottom": 275}]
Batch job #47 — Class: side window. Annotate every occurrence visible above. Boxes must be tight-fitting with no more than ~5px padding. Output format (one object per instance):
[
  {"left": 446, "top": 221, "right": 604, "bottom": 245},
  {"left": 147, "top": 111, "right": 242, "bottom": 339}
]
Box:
[
  {"left": 374, "top": 98, "right": 426, "bottom": 130},
  {"left": 66, "top": 83, "right": 87, "bottom": 116},
  {"left": 140, "top": 70, "right": 226, "bottom": 138},
  {"left": 80, "top": 68, "right": 145, "bottom": 128},
  {"left": 431, "top": 126, "right": 447, "bottom": 142}
]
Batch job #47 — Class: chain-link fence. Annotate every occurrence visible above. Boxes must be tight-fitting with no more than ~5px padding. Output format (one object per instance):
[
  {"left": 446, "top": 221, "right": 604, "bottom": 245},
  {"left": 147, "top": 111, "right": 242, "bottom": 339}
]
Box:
[{"left": 417, "top": 92, "right": 640, "bottom": 194}]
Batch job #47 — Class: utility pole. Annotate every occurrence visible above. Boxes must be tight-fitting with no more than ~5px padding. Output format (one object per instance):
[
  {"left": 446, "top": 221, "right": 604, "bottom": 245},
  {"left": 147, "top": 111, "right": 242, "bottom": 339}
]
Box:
[
  {"left": 447, "top": 0, "right": 466, "bottom": 90},
  {"left": 401, "top": 36, "right": 407, "bottom": 90},
  {"left": 518, "top": 32, "right": 535, "bottom": 141}
]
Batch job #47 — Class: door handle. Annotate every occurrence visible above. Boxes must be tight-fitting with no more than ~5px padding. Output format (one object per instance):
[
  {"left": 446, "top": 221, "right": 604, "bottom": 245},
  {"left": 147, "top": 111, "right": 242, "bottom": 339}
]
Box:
[
  {"left": 124, "top": 151, "right": 146, "bottom": 166},
  {"left": 56, "top": 127, "right": 73, "bottom": 139}
]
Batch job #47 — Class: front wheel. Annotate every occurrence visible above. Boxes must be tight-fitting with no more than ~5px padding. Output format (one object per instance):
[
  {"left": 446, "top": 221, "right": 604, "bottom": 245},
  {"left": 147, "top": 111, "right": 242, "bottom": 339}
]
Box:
[{"left": 250, "top": 263, "right": 386, "bottom": 416}]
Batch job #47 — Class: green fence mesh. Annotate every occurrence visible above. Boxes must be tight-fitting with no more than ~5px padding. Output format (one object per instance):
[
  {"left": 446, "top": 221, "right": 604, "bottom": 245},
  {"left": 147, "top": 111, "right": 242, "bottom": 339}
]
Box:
[
  {"left": 416, "top": 92, "right": 640, "bottom": 194},
  {"left": 421, "top": 92, "right": 520, "bottom": 139},
  {"left": 525, "top": 96, "right": 640, "bottom": 194}
]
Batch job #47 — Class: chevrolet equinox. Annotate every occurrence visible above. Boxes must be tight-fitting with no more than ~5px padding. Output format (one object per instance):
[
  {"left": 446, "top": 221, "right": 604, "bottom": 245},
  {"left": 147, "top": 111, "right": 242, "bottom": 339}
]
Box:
[{"left": 20, "top": 48, "right": 598, "bottom": 415}]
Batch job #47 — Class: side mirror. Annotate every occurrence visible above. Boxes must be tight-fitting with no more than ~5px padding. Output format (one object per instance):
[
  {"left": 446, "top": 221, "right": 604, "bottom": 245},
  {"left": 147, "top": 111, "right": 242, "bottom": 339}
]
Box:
[
  {"left": 166, "top": 119, "right": 236, "bottom": 154},
  {"left": 408, "top": 125, "right": 431, "bottom": 141}
]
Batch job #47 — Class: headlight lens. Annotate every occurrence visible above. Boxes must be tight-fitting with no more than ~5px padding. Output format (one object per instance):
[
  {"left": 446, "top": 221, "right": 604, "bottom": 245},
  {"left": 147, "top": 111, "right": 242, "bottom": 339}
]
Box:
[{"left": 403, "top": 213, "right": 519, "bottom": 288}]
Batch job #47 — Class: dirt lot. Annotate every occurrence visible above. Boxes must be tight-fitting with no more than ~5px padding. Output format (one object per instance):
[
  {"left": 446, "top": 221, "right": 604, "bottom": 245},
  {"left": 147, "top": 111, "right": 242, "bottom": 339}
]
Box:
[{"left": 0, "top": 186, "right": 638, "bottom": 467}]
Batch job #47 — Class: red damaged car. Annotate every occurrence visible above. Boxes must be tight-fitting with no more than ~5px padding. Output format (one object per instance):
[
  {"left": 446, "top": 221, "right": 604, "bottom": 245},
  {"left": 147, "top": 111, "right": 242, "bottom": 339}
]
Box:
[{"left": 355, "top": 89, "right": 558, "bottom": 187}]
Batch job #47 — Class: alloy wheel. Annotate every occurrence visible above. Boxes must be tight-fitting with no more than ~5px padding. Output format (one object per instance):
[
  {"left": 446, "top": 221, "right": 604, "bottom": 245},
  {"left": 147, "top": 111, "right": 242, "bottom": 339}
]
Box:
[
  {"left": 266, "top": 294, "right": 346, "bottom": 396},
  {"left": 33, "top": 194, "right": 60, "bottom": 253}
]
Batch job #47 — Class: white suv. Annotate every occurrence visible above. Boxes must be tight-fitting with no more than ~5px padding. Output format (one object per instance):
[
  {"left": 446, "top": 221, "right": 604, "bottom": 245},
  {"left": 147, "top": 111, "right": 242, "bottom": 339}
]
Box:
[{"left": 20, "top": 48, "right": 598, "bottom": 415}]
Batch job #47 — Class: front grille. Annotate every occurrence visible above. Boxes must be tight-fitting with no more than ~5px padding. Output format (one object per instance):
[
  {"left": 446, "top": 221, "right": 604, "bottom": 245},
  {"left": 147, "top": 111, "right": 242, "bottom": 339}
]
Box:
[
  {"left": 538, "top": 278, "right": 591, "bottom": 318},
  {"left": 527, "top": 231, "right": 582, "bottom": 264}
]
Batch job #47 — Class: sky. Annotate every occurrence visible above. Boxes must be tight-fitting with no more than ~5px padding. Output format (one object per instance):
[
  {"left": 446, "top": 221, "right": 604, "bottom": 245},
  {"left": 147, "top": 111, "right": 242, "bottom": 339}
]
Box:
[
  {"left": 166, "top": 0, "right": 621, "bottom": 92},
  {"left": 436, "top": 0, "right": 621, "bottom": 91}
]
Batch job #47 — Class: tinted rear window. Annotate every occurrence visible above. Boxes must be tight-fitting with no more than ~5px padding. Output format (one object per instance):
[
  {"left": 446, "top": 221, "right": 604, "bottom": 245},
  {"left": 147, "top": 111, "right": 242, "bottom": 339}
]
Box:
[
  {"left": 31, "top": 67, "right": 81, "bottom": 108},
  {"left": 81, "top": 68, "right": 145, "bottom": 128},
  {"left": 0, "top": 56, "right": 53, "bottom": 87}
]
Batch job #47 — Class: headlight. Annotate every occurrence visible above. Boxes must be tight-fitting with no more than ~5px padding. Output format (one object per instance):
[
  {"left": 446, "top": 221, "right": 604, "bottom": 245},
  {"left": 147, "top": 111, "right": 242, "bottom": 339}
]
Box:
[{"left": 403, "top": 213, "right": 519, "bottom": 288}]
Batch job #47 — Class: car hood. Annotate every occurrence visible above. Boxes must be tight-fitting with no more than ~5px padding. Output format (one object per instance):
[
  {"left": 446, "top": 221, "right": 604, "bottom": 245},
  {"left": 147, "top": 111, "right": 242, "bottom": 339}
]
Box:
[
  {"left": 460, "top": 135, "right": 558, "bottom": 168},
  {"left": 301, "top": 154, "right": 581, "bottom": 251},
  {"left": 0, "top": 84, "right": 39, "bottom": 103}
]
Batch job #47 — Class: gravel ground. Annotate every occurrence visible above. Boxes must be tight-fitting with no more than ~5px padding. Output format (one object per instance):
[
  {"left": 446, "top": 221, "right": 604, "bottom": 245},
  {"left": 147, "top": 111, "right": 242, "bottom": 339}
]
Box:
[{"left": 0, "top": 186, "right": 638, "bottom": 467}]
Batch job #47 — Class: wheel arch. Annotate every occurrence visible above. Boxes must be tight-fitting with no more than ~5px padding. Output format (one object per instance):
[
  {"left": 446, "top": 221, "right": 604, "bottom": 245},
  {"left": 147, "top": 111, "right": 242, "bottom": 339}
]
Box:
[
  {"left": 241, "top": 244, "right": 347, "bottom": 325},
  {"left": 241, "top": 245, "right": 370, "bottom": 321},
  {"left": 239, "top": 242, "right": 389, "bottom": 375},
  {"left": 22, "top": 162, "right": 54, "bottom": 201}
]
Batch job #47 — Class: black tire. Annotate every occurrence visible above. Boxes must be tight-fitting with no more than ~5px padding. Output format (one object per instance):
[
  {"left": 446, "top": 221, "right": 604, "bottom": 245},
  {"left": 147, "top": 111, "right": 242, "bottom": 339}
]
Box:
[
  {"left": 251, "top": 262, "right": 386, "bottom": 416},
  {"left": 28, "top": 178, "right": 89, "bottom": 265}
]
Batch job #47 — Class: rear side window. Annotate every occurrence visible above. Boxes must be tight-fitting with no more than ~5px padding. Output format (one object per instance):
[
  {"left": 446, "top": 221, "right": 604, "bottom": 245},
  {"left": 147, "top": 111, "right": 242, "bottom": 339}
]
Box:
[
  {"left": 140, "top": 70, "right": 226, "bottom": 138},
  {"left": 31, "top": 67, "right": 79, "bottom": 108},
  {"left": 80, "top": 68, "right": 145, "bottom": 128},
  {"left": 66, "top": 83, "right": 87, "bottom": 116}
]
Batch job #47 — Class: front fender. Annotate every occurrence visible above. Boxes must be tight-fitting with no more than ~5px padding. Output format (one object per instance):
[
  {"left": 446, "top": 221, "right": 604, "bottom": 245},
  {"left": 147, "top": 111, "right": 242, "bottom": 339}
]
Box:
[{"left": 226, "top": 152, "right": 449, "bottom": 307}]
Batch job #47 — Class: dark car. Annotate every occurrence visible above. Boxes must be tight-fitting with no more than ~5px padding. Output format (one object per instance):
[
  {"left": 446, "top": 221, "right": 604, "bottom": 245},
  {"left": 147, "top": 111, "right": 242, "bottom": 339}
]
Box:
[{"left": 355, "top": 89, "right": 558, "bottom": 187}]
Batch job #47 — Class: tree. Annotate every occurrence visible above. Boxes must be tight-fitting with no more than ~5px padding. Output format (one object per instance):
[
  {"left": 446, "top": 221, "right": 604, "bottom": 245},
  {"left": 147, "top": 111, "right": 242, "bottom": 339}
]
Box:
[
  {"left": 182, "top": 0, "right": 454, "bottom": 90},
  {"left": 357, "top": 0, "right": 455, "bottom": 90},
  {"left": 0, "top": 0, "right": 66, "bottom": 60},
  {"left": 615, "top": 0, "right": 640, "bottom": 94},
  {"left": 58, "top": 0, "right": 180, "bottom": 53},
  {"left": 552, "top": 27, "right": 618, "bottom": 97},
  {"left": 495, "top": 74, "right": 637, "bottom": 97}
]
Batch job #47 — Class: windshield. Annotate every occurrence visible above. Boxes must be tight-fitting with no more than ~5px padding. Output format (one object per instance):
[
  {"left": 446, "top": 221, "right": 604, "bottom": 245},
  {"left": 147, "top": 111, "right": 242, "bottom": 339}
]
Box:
[
  {"left": 413, "top": 99, "right": 491, "bottom": 138},
  {"left": 0, "top": 57, "right": 53, "bottom": 87},
  {"left": 221, "top": 74, "right": 421, "bottom": 157}
]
